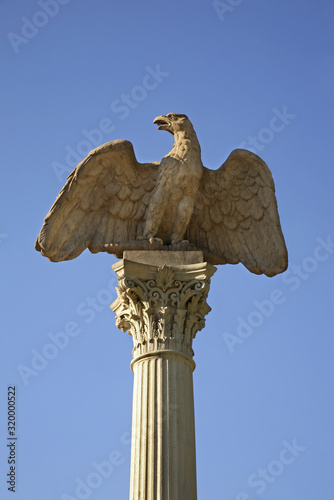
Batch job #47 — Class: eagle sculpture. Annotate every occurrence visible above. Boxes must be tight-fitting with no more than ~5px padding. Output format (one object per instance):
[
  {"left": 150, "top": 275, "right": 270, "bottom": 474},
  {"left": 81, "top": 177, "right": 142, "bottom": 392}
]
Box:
[{"left": 35, "top": 113, "right": 288, "bottom": 277}]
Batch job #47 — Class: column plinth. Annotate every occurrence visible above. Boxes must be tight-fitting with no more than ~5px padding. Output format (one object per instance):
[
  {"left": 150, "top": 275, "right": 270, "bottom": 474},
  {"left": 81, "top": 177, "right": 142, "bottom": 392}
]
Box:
[{"left": 111, "top": 251, "right": 216, "bottom": 500}]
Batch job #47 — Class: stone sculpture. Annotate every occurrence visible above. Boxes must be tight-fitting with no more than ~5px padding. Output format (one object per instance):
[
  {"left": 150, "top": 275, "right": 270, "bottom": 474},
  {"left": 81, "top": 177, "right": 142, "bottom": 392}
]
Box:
[
  {"left": 35, "top": 113, "right": 288, "bottom": 276},
  {"left": 35, "top": 112, "right": 289, "bottom": 499}
]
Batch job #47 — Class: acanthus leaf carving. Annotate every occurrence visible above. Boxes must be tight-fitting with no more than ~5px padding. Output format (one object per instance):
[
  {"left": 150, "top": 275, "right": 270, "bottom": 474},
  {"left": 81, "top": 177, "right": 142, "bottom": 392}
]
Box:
[{"left": 111, "top": 259, "right": 216, "bottom": 359}]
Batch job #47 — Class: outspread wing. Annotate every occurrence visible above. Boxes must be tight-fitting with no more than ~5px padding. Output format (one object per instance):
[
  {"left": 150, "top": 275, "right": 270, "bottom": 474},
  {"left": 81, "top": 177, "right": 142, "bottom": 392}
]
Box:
[
  {"left": 35, "top": 140, "right": 158, "bottom": 262},
  {"left": 186, "top": 149, "right": 288, "bottom": 277}
]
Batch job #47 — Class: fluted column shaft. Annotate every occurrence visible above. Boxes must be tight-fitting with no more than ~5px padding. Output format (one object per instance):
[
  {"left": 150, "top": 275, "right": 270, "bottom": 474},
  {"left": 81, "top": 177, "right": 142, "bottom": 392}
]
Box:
[
  {"left": 111, "top": 251, "right": 216, "bottom": 500},
  {"left": 130, "top": 352, "right": 196, "bottom": 499}
]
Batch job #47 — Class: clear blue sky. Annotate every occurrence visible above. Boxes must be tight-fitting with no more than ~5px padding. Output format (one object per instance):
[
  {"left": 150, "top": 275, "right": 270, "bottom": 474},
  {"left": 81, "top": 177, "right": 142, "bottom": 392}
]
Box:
[{"left": 1, "top": 1, "right": 333, "bottom": 499}]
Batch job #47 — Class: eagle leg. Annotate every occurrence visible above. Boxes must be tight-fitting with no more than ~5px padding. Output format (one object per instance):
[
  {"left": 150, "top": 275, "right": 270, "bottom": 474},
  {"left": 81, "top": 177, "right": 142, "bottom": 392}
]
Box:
[{"left": 170, "top": 196, "right": 196, "bottom": 244}]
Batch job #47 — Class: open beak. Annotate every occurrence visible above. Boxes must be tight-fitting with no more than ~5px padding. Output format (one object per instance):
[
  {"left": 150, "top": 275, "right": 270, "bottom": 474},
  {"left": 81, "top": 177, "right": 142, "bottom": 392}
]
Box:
[{"left": 153, "top": 115, "right": 170, "bottom": 132}]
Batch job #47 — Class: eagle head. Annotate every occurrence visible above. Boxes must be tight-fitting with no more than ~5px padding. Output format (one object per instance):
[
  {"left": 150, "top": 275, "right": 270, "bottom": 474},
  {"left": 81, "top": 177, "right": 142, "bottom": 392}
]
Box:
[{"left": 153, "top": 113, "right": 190, "bottom": 135}]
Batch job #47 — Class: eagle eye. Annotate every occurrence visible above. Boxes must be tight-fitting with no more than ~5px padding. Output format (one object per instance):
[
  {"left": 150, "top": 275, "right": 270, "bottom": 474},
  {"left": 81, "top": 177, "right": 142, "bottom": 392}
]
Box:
[{"left": 168, "top": 113, "right": 187, "bottom": 120}]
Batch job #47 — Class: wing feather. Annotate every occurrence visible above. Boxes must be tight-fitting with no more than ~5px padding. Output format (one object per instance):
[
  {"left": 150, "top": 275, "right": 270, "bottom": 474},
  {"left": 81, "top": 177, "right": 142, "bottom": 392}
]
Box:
[
  {"left": 186, "top": 149, "right": 288, "bottom": 277},
  {"left": 35, "top": 140, "right": 158, "bottom": 261}
]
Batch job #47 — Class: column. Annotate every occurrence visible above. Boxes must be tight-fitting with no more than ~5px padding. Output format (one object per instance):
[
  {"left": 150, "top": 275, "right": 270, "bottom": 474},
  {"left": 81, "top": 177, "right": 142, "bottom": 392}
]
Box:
[{"left": 111, "top": 251, "right": 216, "bottom": 500}]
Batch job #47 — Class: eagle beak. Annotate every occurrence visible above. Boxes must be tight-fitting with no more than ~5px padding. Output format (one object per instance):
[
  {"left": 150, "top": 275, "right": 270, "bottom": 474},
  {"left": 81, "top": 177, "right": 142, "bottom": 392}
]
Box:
[{"left": 153, "top": 115, "right": 171, "bottom": 132}]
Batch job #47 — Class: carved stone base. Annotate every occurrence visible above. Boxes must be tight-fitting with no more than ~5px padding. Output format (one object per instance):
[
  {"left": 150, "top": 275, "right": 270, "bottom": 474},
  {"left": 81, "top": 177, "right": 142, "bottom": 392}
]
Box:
[{"left": 111, "top": 251, "right": 216, "bottom": 500}]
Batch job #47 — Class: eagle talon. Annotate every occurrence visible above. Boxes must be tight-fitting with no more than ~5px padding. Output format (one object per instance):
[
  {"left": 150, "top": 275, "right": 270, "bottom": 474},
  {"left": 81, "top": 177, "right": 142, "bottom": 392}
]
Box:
[
  {"left": 137, "top": 235, "right": 163, "bottom": 245},
  {"left": 171, "top": 239, "right": 189, "bottom": 246},
  {"left": 149, "top": 237, "right": 163, "bottom": 245},
  {"left": 168, "top": 240, "right": 194, "bottom": 251}
]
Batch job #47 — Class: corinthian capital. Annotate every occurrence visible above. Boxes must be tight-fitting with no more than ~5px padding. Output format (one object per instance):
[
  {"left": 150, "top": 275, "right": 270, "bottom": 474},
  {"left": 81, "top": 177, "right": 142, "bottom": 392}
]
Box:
[{"left": 111, "top": 251, "right": 216, "bottom": 360}]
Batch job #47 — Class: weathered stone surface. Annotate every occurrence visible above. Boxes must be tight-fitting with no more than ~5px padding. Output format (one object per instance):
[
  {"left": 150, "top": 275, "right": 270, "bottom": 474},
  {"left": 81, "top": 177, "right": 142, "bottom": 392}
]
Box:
[
  {"left": 123, "top": 249, "right": 204, "bottom": 266},
  {"left": 111, "top": 252, "right": 215, "bottom": 500},
  {"left": 34, "top": 111, "right": 289, "bottom": 499},
  {"left": 35, "top": 112, "right": 288, "bottom": 277},
  {"left": 111, "top": 252, "right": 216, "bottom": 360},
  {"left": 129, "top": 351, "right": 197, "bottom": 500}
]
